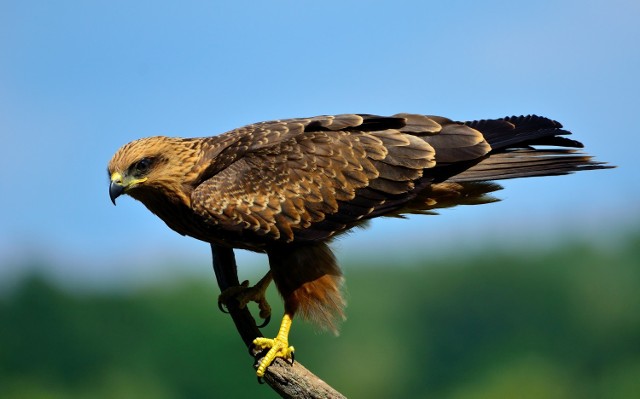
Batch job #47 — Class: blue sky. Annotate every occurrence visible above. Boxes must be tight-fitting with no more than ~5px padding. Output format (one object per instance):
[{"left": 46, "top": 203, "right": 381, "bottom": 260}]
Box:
[{"left": 1, "top": 0, "right": 638, "bottom": 288}]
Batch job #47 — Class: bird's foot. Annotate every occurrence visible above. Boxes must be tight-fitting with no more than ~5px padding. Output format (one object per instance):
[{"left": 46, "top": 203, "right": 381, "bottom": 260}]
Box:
[
  {"left": 251, "top": 313, "right": 295, "bottom": 381},
  {"left": 252, "top": 336, "right": 295, "bottom": 381},
  {"left": 218, "top": 273, "right": 272, "bottom": 328}
]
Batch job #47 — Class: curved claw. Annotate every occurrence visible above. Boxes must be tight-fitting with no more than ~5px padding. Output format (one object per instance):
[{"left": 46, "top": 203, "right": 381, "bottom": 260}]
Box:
[
  {"left": 256, "top": 314, "right": 271, "bottom": 328},
  {"left": 290, "top": 350, "right": 295, "bottom": 365},
  {"left": 217, "top": 300, "right": 229, "bottom": 314},
  {"left": 257, "top": 376, "right": 265, "bottom": 384},
  {"left": 218, "top": 277, "right": 272, "bottom": 326},
  {"left": 249, "top": 342, "right": 268, "bottom": 357}
]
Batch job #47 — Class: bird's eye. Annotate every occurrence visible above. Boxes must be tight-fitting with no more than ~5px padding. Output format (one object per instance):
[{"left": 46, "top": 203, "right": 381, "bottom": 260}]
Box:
[{"left": 133, "top": 158, "right": 153, "bottom": 175}]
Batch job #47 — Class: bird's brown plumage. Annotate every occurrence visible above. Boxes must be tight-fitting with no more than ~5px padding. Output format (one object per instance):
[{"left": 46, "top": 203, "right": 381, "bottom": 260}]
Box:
[{"left": 108, "top": 113, "right": 609, "bottom": 331}]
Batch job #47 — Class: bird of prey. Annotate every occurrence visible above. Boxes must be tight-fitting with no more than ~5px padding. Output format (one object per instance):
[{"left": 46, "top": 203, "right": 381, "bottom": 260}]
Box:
[{"left": 108, "top": 113, "right": 609, "bottom": 379}]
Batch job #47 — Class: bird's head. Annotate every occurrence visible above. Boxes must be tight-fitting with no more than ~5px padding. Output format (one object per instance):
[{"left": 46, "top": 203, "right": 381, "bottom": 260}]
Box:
[{"left": 108, "top": 136, "right": 201, "bottom": 206}]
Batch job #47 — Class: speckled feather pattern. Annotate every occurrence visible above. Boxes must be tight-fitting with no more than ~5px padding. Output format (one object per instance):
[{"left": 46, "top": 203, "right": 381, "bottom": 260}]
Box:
[{"left": 108, "top": 113, "right": 608, "bottom": 328}]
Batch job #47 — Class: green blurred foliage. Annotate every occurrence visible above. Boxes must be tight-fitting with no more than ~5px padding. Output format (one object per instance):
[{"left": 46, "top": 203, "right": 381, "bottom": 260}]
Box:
[{"left": 1, "top": 233, "right": 639, "bottom": 399}]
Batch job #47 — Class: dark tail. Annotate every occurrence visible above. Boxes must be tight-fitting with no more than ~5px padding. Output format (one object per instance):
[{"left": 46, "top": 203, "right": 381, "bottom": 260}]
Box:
[{"left": 450, "top": 115, "right": 612, "bottom": 182}]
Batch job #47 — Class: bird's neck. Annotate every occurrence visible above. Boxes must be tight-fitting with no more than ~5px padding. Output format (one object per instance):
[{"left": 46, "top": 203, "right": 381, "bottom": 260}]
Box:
[{"left": 132, "top": 187, "right": 199, "bottom": 237}]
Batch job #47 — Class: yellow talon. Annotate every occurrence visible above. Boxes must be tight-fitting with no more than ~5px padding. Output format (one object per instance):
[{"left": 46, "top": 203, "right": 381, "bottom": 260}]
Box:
[{"left": 253, "top": 313, "right": 295, "bottom": 378}]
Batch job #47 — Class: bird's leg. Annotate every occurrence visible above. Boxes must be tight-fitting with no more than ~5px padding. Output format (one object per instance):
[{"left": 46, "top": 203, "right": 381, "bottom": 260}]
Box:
[
  {"left": 253, "top": 313, "right": 295, "bottom": 380},
  {"left": 218, "top": 271, "right": 273, "bottom": 327}
]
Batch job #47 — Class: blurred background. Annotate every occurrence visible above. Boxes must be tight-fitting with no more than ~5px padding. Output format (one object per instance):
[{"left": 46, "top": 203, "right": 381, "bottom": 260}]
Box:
[{"left": 1, "top": 1, "right": 638, "bottom": 398}]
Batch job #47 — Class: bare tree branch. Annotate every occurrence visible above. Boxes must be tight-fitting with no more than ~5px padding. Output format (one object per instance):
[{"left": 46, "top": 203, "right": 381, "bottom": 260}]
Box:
[{"left": 211, "top": 244, "right": 346, "bottom": 399}]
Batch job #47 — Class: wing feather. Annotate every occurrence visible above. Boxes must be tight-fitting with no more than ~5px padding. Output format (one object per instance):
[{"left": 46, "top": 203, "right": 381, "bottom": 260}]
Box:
[
  {"left": 191, "top": 116, "right": 439, "bottom": 243},
  {"left": 188, "top": 113, "right": 602, "bottom": 245}
]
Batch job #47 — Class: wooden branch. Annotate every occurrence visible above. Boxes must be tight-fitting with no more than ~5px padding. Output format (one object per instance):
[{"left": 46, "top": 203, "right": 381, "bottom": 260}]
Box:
[{"left": 211, "top": 244, "right": 346, "bottom": 399}]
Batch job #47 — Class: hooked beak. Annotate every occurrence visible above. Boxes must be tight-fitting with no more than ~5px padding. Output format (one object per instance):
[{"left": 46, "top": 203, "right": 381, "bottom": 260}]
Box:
[{"left": 109, "top": 173, "right": 125, "bottom": 205}]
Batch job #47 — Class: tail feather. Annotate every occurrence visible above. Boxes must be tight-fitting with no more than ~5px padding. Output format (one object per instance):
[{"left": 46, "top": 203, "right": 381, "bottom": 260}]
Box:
[
  {"left": 464, "top": 115, "right": 583, "bottom": 150},
  {"left": 453, "top": 115, "right": 612, "bottom": 182},
  {"left": 451, "top": 149, "right": 610, "bottom": 182}
]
